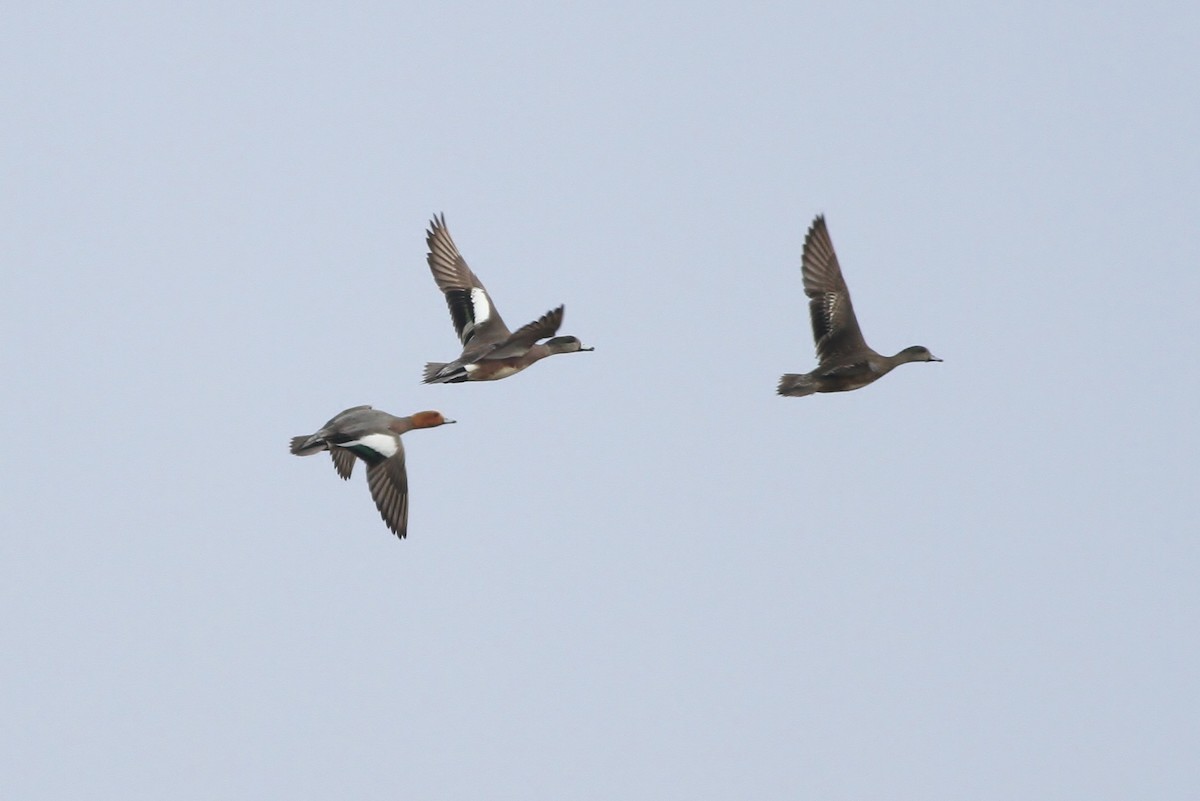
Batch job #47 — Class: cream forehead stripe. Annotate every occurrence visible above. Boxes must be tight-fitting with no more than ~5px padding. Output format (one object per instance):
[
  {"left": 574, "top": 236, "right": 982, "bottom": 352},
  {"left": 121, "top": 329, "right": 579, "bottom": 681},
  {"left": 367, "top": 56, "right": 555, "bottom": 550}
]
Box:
[{"left": 343, "top": 433, "right": 399, "bottom": 458}]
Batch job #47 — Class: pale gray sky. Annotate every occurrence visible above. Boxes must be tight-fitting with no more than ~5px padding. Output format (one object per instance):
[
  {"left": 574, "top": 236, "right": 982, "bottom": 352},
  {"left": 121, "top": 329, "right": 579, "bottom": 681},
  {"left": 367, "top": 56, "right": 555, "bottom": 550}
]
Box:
[{"left": 3, "top": 2, "right": 1198, "bottom": 799}]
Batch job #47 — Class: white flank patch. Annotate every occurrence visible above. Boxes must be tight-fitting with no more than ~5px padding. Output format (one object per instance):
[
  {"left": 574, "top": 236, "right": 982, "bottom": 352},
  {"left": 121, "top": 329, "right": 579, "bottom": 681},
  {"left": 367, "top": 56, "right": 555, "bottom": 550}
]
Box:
[
  {"left": 344, "top": 433, "right": 398, "bottom": 458},
  {"left": 470, "top": 287, "right": 491, "bottom": 324},
  {"left": 464, "top": 363, "right": 479, "bottom": 374}
]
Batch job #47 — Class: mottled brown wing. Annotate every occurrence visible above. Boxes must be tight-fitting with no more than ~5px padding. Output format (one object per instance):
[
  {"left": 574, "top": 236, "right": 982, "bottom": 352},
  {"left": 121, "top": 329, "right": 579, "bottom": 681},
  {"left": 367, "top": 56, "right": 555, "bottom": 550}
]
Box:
[
  {"left": 801, "top": 215, "right": 869, "bottom": 363},
  {"left": 426, "top": 214, "right": 510, "bottom": 347}
]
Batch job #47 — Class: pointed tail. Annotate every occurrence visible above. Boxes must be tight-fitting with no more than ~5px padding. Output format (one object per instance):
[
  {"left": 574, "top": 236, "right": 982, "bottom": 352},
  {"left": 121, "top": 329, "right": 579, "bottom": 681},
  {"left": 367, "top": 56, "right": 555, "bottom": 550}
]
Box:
[
  {"left": 777, "top": 374, "right": 816, "bottom": 397},
  {"left": 290, "top": 435, "right": 326, "bottom": 456},
  {"left": 423, "top": 362, "right": 469, "bottom": 384}
]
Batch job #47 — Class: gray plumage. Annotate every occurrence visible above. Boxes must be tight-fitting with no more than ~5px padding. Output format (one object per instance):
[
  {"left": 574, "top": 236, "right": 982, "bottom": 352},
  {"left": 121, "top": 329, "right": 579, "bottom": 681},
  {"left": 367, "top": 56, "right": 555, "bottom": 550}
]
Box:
[{"left": 290, "top": 406, "right": 455, "bottom": 539}]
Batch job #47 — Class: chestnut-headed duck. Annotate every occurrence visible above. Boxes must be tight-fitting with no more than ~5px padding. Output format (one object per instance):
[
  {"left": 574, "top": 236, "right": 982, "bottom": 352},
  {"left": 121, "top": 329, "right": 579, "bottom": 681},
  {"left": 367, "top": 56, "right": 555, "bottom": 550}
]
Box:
[
  {"left": 290, "top": 406, "right": 455, "bottom": 539},
  {"left": 421, "top": 214, "right": 592, "bottom": 383},
  {"left": 778, "top": 215, "right": 940, "bottom": 397}
]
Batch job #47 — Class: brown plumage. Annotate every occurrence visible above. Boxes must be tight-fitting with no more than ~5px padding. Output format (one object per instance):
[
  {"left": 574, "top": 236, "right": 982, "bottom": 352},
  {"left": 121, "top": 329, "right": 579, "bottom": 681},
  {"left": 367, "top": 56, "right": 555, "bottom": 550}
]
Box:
[
  {"left": 778, "top": 215, "right": 940, "bottom": 397},
  {"left": 422, "top": 214, "right": 592, "bottom": 383}
]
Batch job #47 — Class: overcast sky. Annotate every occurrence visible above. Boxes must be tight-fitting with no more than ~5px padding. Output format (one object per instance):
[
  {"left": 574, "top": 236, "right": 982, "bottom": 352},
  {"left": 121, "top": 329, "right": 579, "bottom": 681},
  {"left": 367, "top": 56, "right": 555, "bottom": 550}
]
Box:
[{"left": 3, "top": 2, "right": 1198, "bottom": 799}]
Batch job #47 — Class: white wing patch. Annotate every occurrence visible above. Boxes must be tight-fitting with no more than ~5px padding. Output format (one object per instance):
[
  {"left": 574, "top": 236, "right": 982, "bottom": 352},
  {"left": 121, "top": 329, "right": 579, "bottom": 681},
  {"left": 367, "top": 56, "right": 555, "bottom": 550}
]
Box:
[
  {"left": 470, "top": 287, "right": 492, "bottom": 325},
  {"left": 344, "top": 433, "right": 399, "bottom": 459}
]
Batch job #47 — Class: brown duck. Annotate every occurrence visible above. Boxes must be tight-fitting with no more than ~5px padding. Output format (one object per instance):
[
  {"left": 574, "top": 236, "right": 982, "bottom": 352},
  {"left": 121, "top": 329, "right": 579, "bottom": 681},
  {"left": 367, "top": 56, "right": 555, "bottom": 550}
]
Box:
[
  {"left": 778, "top": 215, "right": 940, "bottom": 397},
  {"left": 422, "top": 214, "right": 592, "bottom": 383}
]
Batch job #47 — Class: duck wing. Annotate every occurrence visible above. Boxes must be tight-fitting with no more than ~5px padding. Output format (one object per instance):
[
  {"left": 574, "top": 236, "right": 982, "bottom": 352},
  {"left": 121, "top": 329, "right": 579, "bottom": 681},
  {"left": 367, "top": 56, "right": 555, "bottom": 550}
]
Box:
[
  {"left": 801, "top": 215, "right": 870, "bottom": 364},
  {"left": 426, "top": 214, "right": 511, "bottom": 350},
  {"left": 330, "top": 448, "right": 357, "bottom": 480},
  {"left": 483, "top": 305, "right": 564, "bottom": 360},
  {"left": 365, "top": 447, "right": 410, "bottom": 539}
]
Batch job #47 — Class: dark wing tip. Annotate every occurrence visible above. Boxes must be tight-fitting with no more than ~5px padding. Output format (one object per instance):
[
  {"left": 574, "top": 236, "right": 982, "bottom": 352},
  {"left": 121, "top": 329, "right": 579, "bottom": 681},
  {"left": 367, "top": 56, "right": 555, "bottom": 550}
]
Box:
[
  {"left": 331, "top": 448, "right": 356, "bottom": 480},
  {"left": 366, "top": 458, "right": 409, "bottom": 540}
]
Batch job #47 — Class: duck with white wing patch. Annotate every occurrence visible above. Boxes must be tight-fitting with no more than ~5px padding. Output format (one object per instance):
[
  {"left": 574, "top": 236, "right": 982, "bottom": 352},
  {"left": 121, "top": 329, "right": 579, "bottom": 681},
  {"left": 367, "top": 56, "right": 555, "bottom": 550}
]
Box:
[{"left": 421, "top": 213, "right": 593, "bottom": 383}]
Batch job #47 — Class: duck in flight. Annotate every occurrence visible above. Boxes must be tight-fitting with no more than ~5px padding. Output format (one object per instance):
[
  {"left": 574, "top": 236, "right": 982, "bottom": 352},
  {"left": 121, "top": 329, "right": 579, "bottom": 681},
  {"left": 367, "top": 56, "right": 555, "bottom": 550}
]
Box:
[
  {"left": 290, "top": 406, "right": 455, "bottom": 539},
  {"left": 778, "top": 215, "right": 940, "bottom": 397},
  {"left": 422, "top": 214, "right": 593, "bottom": 383}
]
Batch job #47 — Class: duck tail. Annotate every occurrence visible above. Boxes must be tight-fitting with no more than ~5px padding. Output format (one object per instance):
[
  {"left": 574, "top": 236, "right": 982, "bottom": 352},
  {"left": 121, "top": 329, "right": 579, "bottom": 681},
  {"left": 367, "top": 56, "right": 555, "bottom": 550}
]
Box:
[
  {"left": 290, "top": 435, "right": 326, "bottom": 456},
  {"left": 422, "top": 362, "right": 468, "bottom": 384},
  {"left": 422, "top": 362, "right": 449, "bottom": 383},
  {"left": 777, "top": 373, "right": 816, "bottom": 397}
]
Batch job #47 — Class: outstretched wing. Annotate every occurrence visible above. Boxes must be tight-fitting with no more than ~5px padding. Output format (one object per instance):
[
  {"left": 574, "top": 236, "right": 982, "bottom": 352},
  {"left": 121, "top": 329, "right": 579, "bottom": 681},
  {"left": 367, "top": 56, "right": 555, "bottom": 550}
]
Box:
[
  {"left": 426, "top": 214, "right": 510, "bottom": 348},
  {"left": 801, "top": 215, "right": 869, "bottom": 363},
  {"left": 365, "top": 448, "right": 410, "bottom": 539},
  {"left": 484, "top": 306, "right": 564, "bottom": 360}
]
